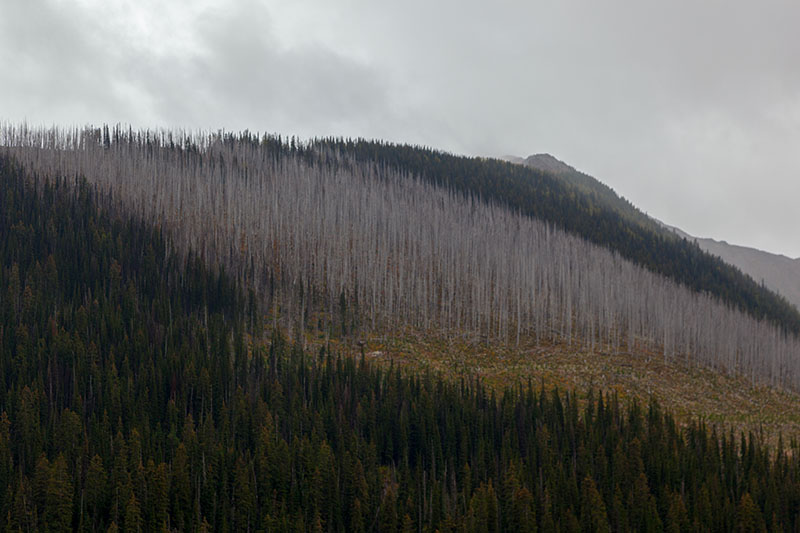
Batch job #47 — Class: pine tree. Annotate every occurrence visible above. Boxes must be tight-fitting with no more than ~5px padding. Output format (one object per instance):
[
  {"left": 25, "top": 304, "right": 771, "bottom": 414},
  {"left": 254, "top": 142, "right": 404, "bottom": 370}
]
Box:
[
  {"left": 154, "top": 462, "right": 171, "bottom": 531},
  {"left": 45, "top": 454, "right": 73, "bottom": 532},
  {"left": 511, "top": 486, "right": 537, "bottom": 533},
  {"left": 233, "top": 455, "right": 255, "bottom": 532},
  {"left": 86, "top": 454, "right": 108, "bottom": 531},
  {"left": 171, "top": 444, "right": 192, "bottom": 532},
  {"left": 0, "top": 412, "right": 12, "bottom": 501},
  {"left": 401, "top": 513, "right": 415, "bottom": 533},
  {"left": 735, "top": 492, "right": 766, "bottom": 533},
  {"left": 8, "top": 474, "right": 36, "bottom": 532},
  {"left": 628, "top": 472, "right": 662, "bottom": 532},
  {"left": 580, "top": 476, "right": 610, "bottom": 533},
  {"left": 123, "top": 493, "right": 142, "bottom": 533},
  {"left": 665, "top": 491, "right": 690, "bottom": 533}
]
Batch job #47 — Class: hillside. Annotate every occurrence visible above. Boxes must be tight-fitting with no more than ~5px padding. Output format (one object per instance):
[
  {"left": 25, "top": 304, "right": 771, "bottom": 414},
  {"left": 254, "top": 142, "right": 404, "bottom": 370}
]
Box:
[
  {"left": 335, "top": 331, "right": 800, "bottom": 449},
  {"left": 515, "top": 151, "right": 800, "bottom": 313},
  {"left": 328, "top": 139, "right": 800, "bottom": 335},
  {"left": 515, "top": 149, "right": 800, "bottom": 321},
  {"left": 4, "top": 125, "right": 800, "bottom": 393},
  {"left": 513, "top": 153, "right": 658, "bottom": 230},
  {"left": 664, "top": 223, "right": 800, "bottom": 312},
  {"left": 4, "top": 151, "right": 800, "bottom": 531},
  {"left": 7, "top": 128, "right": 798, "bottom": 339}
]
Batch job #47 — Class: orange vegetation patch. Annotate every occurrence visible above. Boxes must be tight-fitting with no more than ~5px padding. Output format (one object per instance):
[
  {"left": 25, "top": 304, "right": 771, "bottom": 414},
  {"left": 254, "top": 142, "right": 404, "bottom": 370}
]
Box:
[{"left": 315, "top": 329, "right": 800, "bottom": 448}]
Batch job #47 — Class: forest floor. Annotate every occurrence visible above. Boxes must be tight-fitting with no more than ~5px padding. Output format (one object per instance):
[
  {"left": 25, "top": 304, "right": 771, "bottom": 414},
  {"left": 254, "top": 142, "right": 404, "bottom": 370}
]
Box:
[{"left": 309, "top": 328, "right": 800, "bottom": 449}]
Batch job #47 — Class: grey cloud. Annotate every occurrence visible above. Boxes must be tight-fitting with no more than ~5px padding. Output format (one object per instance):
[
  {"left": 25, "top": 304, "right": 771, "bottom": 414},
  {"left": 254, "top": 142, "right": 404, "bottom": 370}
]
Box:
[
  {"left": 0, "top": 1, "right": 120, "bottom": 122},
  {"left": 1, "top": 0, "right": 391, "bottom": 136},
  {"left": 2, "top": 0, "right": 799, "bottom": 257},
  {"left": 121, "top": 0, "right": 392, "bottom": 137}
]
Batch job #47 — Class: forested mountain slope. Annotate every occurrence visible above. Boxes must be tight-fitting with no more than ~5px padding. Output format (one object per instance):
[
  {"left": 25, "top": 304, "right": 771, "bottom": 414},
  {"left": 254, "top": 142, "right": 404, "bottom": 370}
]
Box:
[
  {"left": 3, "top": 154, "right": 800, "bottom": 531},
  {"left": 348, "top": 141, "right": 797, "bottom": 335},
  {"left": 664, "top": 223, "right": 800, "bottom": 312},
  {"left": 513, "top": 153, "right": 659, "bottom": 231},
  {"left": 516, "top": 152, "right": 800, "bottom": 313},
  {"left": 2, "top": 125, "right": 799, "bottom": 393}
]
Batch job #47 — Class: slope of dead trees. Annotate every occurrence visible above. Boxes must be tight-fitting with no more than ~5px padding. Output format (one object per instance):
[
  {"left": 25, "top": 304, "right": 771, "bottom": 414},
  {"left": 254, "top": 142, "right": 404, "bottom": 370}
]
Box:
[{"left": 2, "top": 123, "right": 799, "bottom": 390}]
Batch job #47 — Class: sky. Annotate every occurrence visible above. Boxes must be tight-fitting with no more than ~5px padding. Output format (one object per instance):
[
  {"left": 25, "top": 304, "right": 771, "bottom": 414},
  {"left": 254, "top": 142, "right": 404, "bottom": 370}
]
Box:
[{"left": 2, "top": 0, "right": 799, "bottom": 258}]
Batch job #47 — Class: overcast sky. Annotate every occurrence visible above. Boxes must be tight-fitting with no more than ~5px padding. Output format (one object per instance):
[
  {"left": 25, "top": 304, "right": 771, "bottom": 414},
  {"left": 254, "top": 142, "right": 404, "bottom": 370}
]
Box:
[{"left": 2, "top": 0, "right": 799, "bottom": 258}]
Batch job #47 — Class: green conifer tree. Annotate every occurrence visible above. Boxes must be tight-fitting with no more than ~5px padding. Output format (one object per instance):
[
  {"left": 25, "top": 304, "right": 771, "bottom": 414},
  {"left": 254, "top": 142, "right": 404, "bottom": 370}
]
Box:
[
  {"left": 580, "top": 476, "right": 610, "bottom": 533},
  {"left": 735, "top": 492, "right": 766, "bottom": 533}
]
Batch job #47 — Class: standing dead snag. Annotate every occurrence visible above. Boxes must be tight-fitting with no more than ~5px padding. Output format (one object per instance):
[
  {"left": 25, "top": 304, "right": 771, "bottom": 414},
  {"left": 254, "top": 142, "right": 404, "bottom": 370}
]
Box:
[{"left": 2, "top": 123, "right": 799, "bottom": 391}]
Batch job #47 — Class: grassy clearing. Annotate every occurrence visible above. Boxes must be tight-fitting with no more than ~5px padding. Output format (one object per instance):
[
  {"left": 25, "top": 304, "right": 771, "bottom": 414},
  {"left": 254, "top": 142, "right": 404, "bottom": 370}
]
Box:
[{"left": 310, "top": 329, "right": 800, "bottom": 447}]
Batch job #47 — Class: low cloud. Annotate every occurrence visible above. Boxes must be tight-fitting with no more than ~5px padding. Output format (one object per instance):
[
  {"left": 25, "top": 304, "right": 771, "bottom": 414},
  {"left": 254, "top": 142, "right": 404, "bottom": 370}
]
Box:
[
  {"left": 0, "top": 0, "right": 391, "bottom": 136},
  {"left": 2, "top": 0, "right": 799, "bottom": 257}
]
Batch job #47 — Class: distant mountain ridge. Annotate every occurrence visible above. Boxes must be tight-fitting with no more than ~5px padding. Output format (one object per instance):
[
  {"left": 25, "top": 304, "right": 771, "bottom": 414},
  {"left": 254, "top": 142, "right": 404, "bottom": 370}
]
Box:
[
  {"left": 512, "top": 152, "right": 800, "bottom": 312},
  {"left": 506, "top": 153, "right": 664, "bottom": 233},
  {"left": 663, "top": 223, "right": 800, "bottom": 311}
]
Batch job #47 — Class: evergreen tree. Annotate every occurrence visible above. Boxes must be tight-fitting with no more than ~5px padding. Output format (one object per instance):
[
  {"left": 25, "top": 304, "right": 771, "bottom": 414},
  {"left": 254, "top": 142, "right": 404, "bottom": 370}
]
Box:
[
  {"left": 123, "top": 493, "right": 142, "bottom": 533},
  {"left": 735, "top": 492, "right": 766, "bottom": 533},
  {"left": 580, "top": 476, "right": 610, "bottom": 533}
]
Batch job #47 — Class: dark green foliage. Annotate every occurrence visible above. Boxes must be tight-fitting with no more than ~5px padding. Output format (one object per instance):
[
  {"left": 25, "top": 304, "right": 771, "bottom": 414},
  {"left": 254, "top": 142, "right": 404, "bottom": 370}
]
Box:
[
  {"left": 3, "top": 154, "right": 800, "bottom": 531},
  {"left": 736, "top": 492, "right": 766, "bottom": 533}
]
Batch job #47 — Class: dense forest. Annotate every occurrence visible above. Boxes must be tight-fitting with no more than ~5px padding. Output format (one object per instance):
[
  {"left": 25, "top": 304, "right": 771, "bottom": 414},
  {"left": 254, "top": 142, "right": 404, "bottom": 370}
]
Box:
[
  {"left": 2, "top": 125, "right": 799, "bottom": 393},
  {"left": 324, "top": 139, "right": 800, "bottom": 335},
  {"left": 3, "top": 154, "right": 800, "bottom": 531},
  {"left": 3, "top": 153, "right": 800, "bottom": 531}
]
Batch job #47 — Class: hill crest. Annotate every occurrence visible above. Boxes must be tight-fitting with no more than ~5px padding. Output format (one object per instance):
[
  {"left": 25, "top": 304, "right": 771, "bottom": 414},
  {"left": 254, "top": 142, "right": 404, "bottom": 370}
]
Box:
[{"left": 508, "top": 150, "right": 800, "bottom": 313}]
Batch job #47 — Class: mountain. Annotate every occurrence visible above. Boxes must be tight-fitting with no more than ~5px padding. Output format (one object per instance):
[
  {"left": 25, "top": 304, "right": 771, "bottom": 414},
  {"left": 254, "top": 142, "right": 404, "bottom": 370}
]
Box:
[
  {"left": 4, "top": 135, "right": 800, "bottom": 532},
  {"left": 322, "top": 140, "right": 800, "bottom": 335},
  {"left": 4, "top": 125, "right": 800, "bottom": 391},
  {"left": 512, "top": 151, "right": 800, "bottom": 313},
  {"left": 511, "top": 153, "right": 666, "bottom": 232},
  {"left": 663, "top": 222, "right": 800, "bottom": 311}
]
